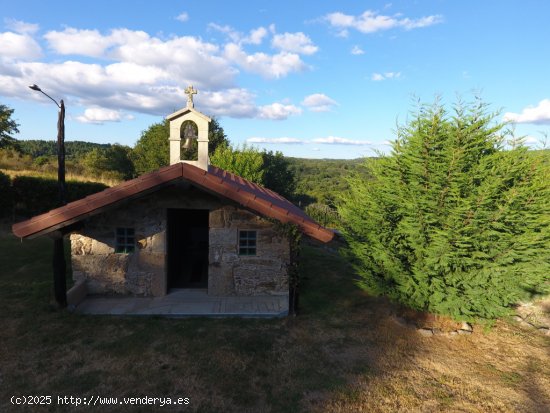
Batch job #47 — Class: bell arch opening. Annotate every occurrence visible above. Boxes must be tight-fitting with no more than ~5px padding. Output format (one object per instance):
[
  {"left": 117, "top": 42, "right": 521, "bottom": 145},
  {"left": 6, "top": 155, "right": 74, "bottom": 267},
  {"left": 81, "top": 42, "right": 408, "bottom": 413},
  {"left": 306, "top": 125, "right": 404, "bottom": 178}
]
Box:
[{"left": 180, "top": 120, "right": 199, "bottom": 160}]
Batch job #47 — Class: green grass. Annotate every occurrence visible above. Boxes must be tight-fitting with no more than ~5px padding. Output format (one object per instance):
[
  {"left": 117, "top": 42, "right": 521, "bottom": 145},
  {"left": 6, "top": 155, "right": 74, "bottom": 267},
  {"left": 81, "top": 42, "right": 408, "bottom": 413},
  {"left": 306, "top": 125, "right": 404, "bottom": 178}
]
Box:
[{"left": 1, "top": 233, "right": 549, "bottom": 412}]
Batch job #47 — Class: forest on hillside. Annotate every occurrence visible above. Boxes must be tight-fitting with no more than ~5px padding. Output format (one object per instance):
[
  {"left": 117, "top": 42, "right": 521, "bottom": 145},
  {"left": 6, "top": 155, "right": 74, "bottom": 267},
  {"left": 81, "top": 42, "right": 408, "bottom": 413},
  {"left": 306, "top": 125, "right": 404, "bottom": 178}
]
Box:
[{"left": 0, "top": 135, "right": 370, "bottom": 227}]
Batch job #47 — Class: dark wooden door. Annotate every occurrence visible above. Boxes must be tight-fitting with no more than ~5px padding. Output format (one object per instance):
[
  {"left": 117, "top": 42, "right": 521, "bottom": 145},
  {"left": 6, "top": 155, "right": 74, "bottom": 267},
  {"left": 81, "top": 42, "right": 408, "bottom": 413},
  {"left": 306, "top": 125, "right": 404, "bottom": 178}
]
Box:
[{"left": 167, "top": 209, "right": 209, "bottom": 289}]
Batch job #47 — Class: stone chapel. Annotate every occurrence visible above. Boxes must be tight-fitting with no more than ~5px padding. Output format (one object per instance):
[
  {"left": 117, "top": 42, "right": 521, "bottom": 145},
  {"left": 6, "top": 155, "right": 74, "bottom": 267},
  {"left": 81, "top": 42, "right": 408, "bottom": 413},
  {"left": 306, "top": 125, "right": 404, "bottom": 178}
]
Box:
[{"left": 12, "top": 87, "right": 334, "bottom": 316}]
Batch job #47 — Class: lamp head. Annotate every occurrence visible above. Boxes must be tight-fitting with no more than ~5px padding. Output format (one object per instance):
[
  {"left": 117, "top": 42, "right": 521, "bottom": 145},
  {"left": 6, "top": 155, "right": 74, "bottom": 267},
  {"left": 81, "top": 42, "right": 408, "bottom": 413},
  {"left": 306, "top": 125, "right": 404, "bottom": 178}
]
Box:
[{"left": 29, "top": 84, "right": 42, "bottom": 92}]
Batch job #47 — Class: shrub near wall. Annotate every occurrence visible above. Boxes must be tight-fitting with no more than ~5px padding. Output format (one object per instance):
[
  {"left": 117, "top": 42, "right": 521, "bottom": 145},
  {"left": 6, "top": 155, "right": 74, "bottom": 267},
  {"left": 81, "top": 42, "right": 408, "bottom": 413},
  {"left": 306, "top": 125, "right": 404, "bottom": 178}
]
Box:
[
  {"left": 0, "top": 171, "right": 13, "bottom": 218},
  {"left": 12, "top": 176, "right": 108, "bottom": 217}
]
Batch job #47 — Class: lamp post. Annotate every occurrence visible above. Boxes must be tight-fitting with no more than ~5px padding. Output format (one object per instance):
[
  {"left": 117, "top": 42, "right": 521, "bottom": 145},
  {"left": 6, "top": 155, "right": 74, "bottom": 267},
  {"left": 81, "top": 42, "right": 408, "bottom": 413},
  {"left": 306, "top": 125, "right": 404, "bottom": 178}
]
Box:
[{"left": 29, "top": 84, "right": 67, "bottom": 307}]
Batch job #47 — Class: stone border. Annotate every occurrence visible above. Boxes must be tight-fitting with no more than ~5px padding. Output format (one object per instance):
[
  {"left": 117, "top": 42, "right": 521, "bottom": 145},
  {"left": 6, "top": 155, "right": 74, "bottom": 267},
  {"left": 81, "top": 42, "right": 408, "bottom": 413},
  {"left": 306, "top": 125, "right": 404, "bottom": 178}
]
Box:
[
  {"left": 67, "top": 280, "right": 87, "bottom": 311},
  {"left": 513, "top": 314, "right": 550, "bottom": 336},
  {"left": 416, "top": 321, "right": 473, "bottom": 337},
  {"left": 393, "top": 316, "right": 473, "bottom": 337}
]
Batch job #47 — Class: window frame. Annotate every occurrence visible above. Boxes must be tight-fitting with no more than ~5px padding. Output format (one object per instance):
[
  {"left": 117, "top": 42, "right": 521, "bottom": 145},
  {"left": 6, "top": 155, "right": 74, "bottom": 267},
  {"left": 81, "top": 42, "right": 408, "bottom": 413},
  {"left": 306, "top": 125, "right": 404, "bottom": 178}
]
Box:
[
  {"left": 115, "top": 227, "right": 135, "bottom": 254},
  {"left": 238, "top": 229, "right": 257, "bottom": 256}
]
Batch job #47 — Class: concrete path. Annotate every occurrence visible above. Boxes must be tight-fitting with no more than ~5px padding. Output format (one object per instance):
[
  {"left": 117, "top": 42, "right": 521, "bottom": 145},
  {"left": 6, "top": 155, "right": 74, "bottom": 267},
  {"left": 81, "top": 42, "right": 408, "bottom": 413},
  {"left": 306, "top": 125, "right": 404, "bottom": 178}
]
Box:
[{"left": 74, "top": 289, "right": 289, "bottom": 317}]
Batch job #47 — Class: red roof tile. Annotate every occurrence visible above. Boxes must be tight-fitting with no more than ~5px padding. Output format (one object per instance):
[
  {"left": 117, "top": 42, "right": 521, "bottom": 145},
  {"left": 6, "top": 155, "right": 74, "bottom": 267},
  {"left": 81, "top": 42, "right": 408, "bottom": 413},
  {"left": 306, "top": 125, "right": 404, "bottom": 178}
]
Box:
[{"left": 12, "top": 163, "right": 334, "bottom": 242}]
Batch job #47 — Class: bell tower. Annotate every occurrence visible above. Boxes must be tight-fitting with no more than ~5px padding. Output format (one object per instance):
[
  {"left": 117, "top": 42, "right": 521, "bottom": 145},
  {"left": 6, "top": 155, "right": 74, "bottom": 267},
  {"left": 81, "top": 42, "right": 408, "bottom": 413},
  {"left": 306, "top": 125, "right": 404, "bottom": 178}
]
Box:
[{"left": 166, "top": 85, "right": 211, "bottom": 171}]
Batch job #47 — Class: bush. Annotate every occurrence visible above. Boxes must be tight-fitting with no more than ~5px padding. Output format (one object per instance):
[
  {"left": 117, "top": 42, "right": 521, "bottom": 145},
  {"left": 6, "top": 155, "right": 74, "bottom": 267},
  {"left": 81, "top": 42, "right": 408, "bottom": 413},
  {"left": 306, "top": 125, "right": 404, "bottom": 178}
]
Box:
[
  {"left": 12, "top": 176, "right": 108, "bottom": 216},
  {"left": 339, "top": 98, "right": 550, "bottom": 321},
  {"left": 305, "top": 203, "right": 340, "bottom": 228},
  {"left": 0, "top": 171, "right": 12, "bottom": 217}
]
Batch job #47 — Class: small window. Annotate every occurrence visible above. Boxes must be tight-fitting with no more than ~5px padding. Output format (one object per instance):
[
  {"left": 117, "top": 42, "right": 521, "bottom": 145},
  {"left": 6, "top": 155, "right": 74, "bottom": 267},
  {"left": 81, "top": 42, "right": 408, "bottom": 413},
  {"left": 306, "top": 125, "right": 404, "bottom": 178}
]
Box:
[
  {"left": 115, "top": 227, "right": 135, "bottom": 253},
  {"left": 239, "top": 230, "right": 257, "bottom": 256}
]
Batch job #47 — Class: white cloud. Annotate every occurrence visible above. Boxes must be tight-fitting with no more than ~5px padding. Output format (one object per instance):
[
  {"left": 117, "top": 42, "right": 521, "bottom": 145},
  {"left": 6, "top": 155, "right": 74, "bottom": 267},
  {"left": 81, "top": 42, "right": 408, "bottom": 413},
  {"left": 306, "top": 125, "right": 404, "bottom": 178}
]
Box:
[
  {"left": 351, "top": 45, "right": 365, "bottom": 55},
  {"left": 371, "top": 71, "right": 400, "bottom": 81},
  {"left": 503, "top": 99, "right": 550, "bottom": 125},
  {"left": 199, "top": 88, "right": 258, "bottom": 118},
  {"left": 301, "top": 93, "right": 338, "bottom": 112},
  {"left": 335, "top": 29, "right": 349, "bottom": 38},
  {"left": 247, "top": 27, "right": 268, "bottom": 45},
  {"left": 208, "top": 23, "right": 242, "bottom": 43},
  {"left": 175, "top": 12, "right": 189, "bottom": 22},
  {"left": 1, "top": 24, "right": 315, "bottom": 121},
  {"left": 4, "top": 18, "right": 39, "bottom": 34},
  {"left": 312, "top": 136, "right": 372, "bottom": 145},
  {"left": 45, "top": 28, "right": 113, "bottom": 57},
  {"left": 44, "top": 28, "right": 236, "bottom": 87},
  {"left": 272, "top": 32, "right": 318, "bottom": 55},
  {"left": 76, "top": 107, "right": 132, "bottom": 124},
  {"left": 104, "top": 62, "right": 169, "bottom": 85},
  {"left": 400, "top": 15, "right": 443, "bottom": 30},
  {"left": 325, "top": 10, "right": 442, "bottom": 34},
  {"left": 258, "top": 103, "right": 302, "bottom": 120},
  {"left": 247, "top": 135, "right": 375, "bottom": 146},
  {"left": 247, "top": 137, "right": 303, "bottom": 144},
  {"left": 523, "top": 135, "right": 539, "bottom": 144},
  {"left": 208, "top": 24, "right": 268, "bottom": 45},
  {"left": 224, "top": 43, "right": 306, "bottom": 78},
  {"left": 385, "top": 72, "right": 400, "bottom": 79},
  {"left": 0, "top": 31, "right": 41, "bottom": 59}
]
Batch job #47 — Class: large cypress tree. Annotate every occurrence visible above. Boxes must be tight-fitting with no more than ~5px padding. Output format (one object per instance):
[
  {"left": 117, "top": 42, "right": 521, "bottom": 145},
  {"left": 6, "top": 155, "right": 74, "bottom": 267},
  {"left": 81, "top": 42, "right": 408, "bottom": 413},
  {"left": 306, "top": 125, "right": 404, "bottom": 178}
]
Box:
[{"left": 339, "top": 98, "right": 549, "bottom": 321}]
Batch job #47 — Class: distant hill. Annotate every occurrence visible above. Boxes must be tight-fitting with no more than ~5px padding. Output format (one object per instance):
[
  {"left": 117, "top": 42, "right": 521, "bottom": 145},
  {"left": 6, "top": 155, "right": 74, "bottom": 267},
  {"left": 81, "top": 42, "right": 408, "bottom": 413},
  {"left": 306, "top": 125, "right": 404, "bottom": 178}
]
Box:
[
  {"left": 13, "top": 139, "right": 373, "bottom": 206},
  {"left": 17, "top": 140, "right": 113, "bottom": 159},
  {"left": 287, "top": 157, "right": 372, "bottom": 206}
]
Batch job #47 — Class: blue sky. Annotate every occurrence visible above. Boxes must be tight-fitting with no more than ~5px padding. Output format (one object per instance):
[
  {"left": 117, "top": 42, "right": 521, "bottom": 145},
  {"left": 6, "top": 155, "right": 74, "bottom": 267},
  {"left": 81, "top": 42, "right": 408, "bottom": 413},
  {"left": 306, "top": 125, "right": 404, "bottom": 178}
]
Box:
[{"left": 1, "top": 1, "right": 549, "bottom": 159}]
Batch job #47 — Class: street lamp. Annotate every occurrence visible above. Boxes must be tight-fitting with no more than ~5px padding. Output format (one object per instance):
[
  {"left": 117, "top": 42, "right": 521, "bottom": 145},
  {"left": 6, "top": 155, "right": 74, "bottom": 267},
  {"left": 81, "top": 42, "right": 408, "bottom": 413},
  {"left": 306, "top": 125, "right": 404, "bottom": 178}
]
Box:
[{"left": 29, "top": 84, "right": 67, "bottom": 307}]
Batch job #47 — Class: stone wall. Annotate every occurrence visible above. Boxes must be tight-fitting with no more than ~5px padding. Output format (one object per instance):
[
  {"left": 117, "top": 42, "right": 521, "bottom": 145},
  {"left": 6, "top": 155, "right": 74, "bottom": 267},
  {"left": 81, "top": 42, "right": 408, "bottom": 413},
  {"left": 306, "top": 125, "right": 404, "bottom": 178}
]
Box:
[
  {"left": 70, "top": 184, "right": 219, "bottom": 297},
  {"left": 70, "top": 183, "right": 290, "bottom": 298},
  {"left": 209, "top": 206, "right": 290, "bottom": 296},
  {"left": 70, "top": 199, "right": 166, "bottom": 296}
]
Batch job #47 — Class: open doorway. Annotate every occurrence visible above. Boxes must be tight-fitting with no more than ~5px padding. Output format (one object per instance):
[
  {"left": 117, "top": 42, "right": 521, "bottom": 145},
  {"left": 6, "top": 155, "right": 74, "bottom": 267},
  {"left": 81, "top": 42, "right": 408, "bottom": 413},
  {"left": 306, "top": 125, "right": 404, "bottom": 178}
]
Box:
[{"left": 167, "top": 209, "right": 209, "bottom": 290}]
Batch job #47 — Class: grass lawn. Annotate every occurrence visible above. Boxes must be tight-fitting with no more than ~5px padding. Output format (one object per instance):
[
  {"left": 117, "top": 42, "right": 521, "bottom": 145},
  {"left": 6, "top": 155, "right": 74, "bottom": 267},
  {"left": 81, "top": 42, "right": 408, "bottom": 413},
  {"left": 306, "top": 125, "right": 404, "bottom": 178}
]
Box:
[{"left": 0, "top": 230, "right": 549, "bottom": 412}]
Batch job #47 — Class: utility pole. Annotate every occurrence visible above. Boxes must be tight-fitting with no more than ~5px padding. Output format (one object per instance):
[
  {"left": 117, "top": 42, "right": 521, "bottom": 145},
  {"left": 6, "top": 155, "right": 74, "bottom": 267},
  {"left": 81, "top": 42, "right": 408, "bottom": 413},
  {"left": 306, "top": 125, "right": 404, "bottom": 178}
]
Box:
[{"left": 29, "top": 84, "right": 67, "bottom": 307}]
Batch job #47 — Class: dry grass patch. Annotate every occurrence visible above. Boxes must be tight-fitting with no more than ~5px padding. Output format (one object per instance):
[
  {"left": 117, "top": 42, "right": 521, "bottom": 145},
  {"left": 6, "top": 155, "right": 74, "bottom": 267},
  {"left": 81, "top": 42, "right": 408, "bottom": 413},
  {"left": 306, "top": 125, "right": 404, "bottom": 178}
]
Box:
[
  {"left": 0, "top": 234, "right": 548, "bottom": 412},
  {"left": 1, "top": 168, "right": 120, "bottom": 187}
]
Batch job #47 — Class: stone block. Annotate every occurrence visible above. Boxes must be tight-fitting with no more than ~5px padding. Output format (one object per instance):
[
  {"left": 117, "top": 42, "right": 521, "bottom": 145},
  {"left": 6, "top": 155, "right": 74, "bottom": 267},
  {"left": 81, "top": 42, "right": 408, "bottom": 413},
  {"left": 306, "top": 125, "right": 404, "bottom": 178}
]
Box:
[
  {"left": 233, "top": 265, "right": 288, "bottom": 295},
  {"left": 136, "top": 252, "right": 165, "bottom": 271},
  {"left": 67, "top": 280, "right": 87, "bottom": 307},
  {"left": 208, "top": 266, "right": 235, "bottom": 295},
  {"left": 209, "top": 228, "right": 236, "bottom": 247},
  {"left": 151, "top": 271, "right": 166, "bottom": 297},
  {"left": 91, "top": 239, "right": 113, "bottom": 255},
  {"left": 209, "top": 246, "right": 223, "bottom": 263},
  {"left": 220, "top": 252, "right": 239, "bottom": 264},
  {"left": 209, "top": 209, "right": 226, "bottom": 228},
  {"left": 151, "top": 232, "right": 165, "bottom": 253},
  {"left": 70, "top": 234, "right": 92, "bottom": 255}
]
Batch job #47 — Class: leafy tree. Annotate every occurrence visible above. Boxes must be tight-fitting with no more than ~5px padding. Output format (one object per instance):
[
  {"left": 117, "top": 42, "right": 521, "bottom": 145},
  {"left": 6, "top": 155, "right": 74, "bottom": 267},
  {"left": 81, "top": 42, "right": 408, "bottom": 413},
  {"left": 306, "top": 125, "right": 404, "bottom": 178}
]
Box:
[
  {"left": 132, "top": 117, "right": 228, "bottom": 175},
  {"left": 0, "top": 104, "right": 20, "bottom": 150},
  {"left": 339, "top": 98, "right": 550, "bottom": 321},
  {"left": 82, "top": 144, "right": 135, "bottom": 179},
  {"left": 210, "top": 143, "right": 264, "bottom": 183},
  {"left": 262, "top": 150, "right": 296, "bottom": 199},
  {"left": 132, "top": 120, "right": 170, "bottom": 175}
]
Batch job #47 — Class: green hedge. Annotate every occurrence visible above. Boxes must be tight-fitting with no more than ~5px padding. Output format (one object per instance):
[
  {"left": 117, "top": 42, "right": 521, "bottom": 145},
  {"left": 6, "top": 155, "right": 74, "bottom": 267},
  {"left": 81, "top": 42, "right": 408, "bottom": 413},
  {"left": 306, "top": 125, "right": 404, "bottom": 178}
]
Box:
[
  {"left": 12, "top": 176, "right": 108, "bottom": 217},
  {"left": 0, "top": 171, "right": 13, "bottom": 218}
]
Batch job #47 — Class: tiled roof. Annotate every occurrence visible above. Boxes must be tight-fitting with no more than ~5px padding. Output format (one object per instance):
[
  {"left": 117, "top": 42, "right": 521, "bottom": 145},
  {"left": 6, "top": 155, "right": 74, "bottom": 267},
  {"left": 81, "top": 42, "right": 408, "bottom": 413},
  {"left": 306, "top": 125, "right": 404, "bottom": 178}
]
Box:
[{"left": 12, "top": 163, "right": 334, "bottom": 243}]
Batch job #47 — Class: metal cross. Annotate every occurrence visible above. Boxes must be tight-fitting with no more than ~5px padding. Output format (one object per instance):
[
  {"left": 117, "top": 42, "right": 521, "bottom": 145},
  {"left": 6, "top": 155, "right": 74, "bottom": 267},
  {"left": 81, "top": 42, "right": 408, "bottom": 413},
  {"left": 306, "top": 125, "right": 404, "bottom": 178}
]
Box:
[{"left": 184, "top": 85, "right": 198, "bottom": 107}]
